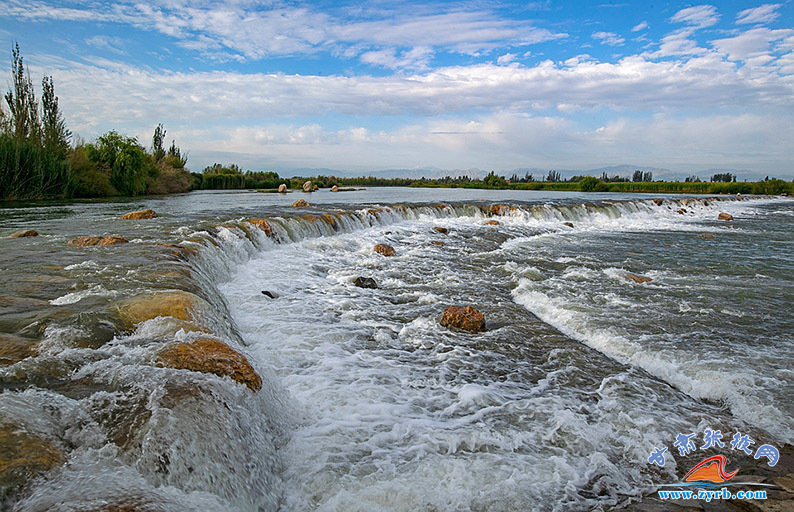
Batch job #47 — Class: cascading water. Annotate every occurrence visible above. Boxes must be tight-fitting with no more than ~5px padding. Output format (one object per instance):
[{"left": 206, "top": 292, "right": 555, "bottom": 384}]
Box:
[{"left": 1, "top": 190, "right": 791, "bottom": 511}]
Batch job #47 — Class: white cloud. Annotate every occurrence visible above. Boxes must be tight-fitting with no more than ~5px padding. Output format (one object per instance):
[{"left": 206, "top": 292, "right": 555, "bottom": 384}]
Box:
[
  {"left": 632, "top": 21, "right": 649, "bottom": 32},
  {"left": 592, "top": 31, "right": 625, "bottom": 46},
  {"left": 711, "top": 27, "right": 794, "bottom": 61},
  {"left": 736, "top": 4, "right": 781, "bottom": 25},
  {"left": 671, "top": 5, "right": 720, "bottom": 29},
  {"left": 359, "top": 47, "right": 434, "bottom": 70},
  {"left": 84, "top": 36, "right": 127, "bottom": 55},
  {"left": 497, "top": 53, "right": 517, "bottom": 65}
]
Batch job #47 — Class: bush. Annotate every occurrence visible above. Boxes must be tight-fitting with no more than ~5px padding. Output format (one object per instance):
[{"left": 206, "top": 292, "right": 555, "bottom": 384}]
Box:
[
  {"left": 68, "top": 145, "right": 116, "bottom": 197},
  {"left": 579, "top": 176, "right": 605, "bottom": 192}
]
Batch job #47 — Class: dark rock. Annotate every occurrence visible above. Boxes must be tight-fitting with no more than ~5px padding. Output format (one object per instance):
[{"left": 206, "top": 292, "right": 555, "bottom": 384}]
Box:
[
  {"left": 353, "top": 277, "right": 378, "bottom": 289},
  {"left": 261, "top": 290, "right": 277, "bottom": 298},
  {"left": 563, "top": 222, "right": 574, "bottom": 228}
]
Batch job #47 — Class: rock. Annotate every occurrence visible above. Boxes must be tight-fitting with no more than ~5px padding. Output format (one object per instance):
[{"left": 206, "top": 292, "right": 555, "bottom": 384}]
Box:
[
  {"left": 563, "top": 222, "right": 574, "bottom": 228},
  {"left": 0, "top": 423, "right": 65, "bottom": 497},
  {"left": 439, "top": 306, "right": 486, "bottom": 333},
  {"left": 291, "top": 199, "right": 310, "bottom": 207},
  {"left": 433, "top": 227, "right": 449, "bottom": 234},
  {"left": 681, "top": 199, "right": 689, "bottom": 206},
  {"left": 718, "top": 212, "right": 733, "bottom": 221},
  {"left": 653, "top": 199, "right": 663, "bottom": 206},
  {"left": 331, "top": 185, "right": 339, "bottom": 192},
  {"left": 431, "top": 241, "right": 445, "bottom": 246},
  {"left": 116, "top": 290, "right": 208, "bottom": 328},
  {"left": 490, "top": 204, "right": 509, "bottom": 216},
  {"left": 302, "top": 181, "right": 312, "bottom": 193},
  {"left": 676, "top": 208, "right": 687, "bottom": 215},
  {"left": 0, "top": 333, "right": 38, "bottom": 365},
  {"left": 353, "top": 277, "right": 378, "bottom": 289},
  {"left": 68, "top": 236, "right": 128, "bottom": 247},
  {"left": 484, "top": 220, "right": 500, "bottom": 226},
  {"left": 278, "top": 183, "right": 287, "bottom": 193},
  {"left": 374, "top": 243, "right": 396, "bottom": 257},
  {"left": 625, "top": 273, "right": 652, "bottom": 284},
  {"left": 7, "top": 229, "right": 38, "bottom": 238},
  {"left": 156, "top": 338, "right": 262, "bottom": 391},
  {"left": 120, "top": 209, "right": 157, "bottom": 220},
  {"left": 248, "top": 219, "right": 274, "bottom": 236},
  {"left": 261, "top": 290, "right": 277, "bottom": 298},
  {"left": 97, "top": 236, "right": 128, "bottom": 246},
  {"left": 699, "top": 233, "right": 715, "bottom": 239}
]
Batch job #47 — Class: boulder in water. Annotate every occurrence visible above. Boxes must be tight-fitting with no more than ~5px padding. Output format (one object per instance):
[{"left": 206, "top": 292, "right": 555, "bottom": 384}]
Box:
[
  {"left": 431, "top": 241, "right": 445, "bottom": 246},
  {"left": 484, "top": 220, "right": 500, "bottom": 226},
  {"left": 156, "top": 338, "right": 262, "bottom": 391},
  {"left": 563, "top": 222, "right": 574, "bottom": 228},
  {"left": 0, "top": 423, "right": 65, "bottom": 497},
  {"left": 699, "top": 233, "right": 716, "bottom": 239},
  {"left": 433, "top": 227, "right": 448, "bottom": 234},
  {"left": 302, "top": 181, "right": 312, "bottom": 193},
  {"left": 68, "top": 235, "right": 128, "bottom": 247},
  {"left": 718, "top": 212, "right": 733, "bottom": 221},
  {"left": 120, "top": 209, "right": 157, "bottom": 220},
  {"left": 439, "top": 305, "right": 486, "bottom": 333},
  {"left": 353, "top": 276, "right": 378, "bottom": 289},
  {"left": 625, "top": 273, "right": 652, "bottom": 284},
  {"left": 653, "top": 199, "right": 663, "bottom": 206},
  {"left": 374, "top": 243, "right": 396, "bottom": 257},
  {"left": 331, "top": 185, "right": 339, "bottom": 192},
  {"left": 248, "top": 219, "right": 274, "bottom": 236},
  {"left": 291, "top": 199, "right": 309, "bottom": 207},
  {"left": 6, "top": 229, "right": 38, "bottom": 238},
  {"left": 278, "top": 183, "right": 287, "bottom": 193},
  {"left": 490, "top": 204, "right": 509, "bottom": 216},
  {"left": 0, "top": 333, "right": 38, "bottom": 365},
  {"left": 261, "top": 290, "right": 277, "bottom": 298},
  {"left": 116, "top": 290, "right": 208, "bottom": 328}
]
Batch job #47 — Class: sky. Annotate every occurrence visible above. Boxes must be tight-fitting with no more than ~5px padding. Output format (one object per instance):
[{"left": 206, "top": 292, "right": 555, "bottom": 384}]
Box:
[{"left": 1, "top": 1, "right": 793, "bottom": 178}]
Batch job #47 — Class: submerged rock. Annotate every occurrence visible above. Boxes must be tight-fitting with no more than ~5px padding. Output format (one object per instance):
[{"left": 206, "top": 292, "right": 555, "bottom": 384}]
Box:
[
  {"left": 374, "top": 243, "right": 396, "bottom": 257},
  {"left": 699, "top": 233, "right": 716, "bottom": 239},
  {"left": 291, "top": 199, "right": 309, "bottom": 207},
  {"left": 484, "top": 220, "right": 500, "bottom": 226},
  {"left": 490, "top": 204, "right": 509, "bottom": 216},
  {"left": 116, "top": 290, "right": 208, "bottom": 328},
  {"left": 261, "top": 290, "right": 277, "bottom": 298},
  {"left": 302, "top": 181, "right": 312, "bottom": 193},
  {"left": 278, "top": 183, "right": 287, "bottom": 193},
  {"left": 156, "top": 338, "right": 262, "bottom": 391},
  {"left": 439, "top": 306, "right": 486, "bottom": 333},
  {"left": 563, "top": 222, "right": 574, "bottom": 228},
  {"left": 331, "top": 185, "right": 339, "bottom": 192},
  {"left": 718, "top": 212, "right": 733, "bottom": 221},
  {"left": 431, "top": 241, "right": 445, "bottom": 246},
  {"left": 0, "top": 333, "right": 38, "bottom": 365},
  {"left": 0, "top": 423, "right": 65, "bottom": 498},
  {"left": 353, "top": 277, "right": 378, "bottom": 289},
  {"left": 433, "top": 227, "right": 449, "bottom": 234},
  {"left": 653, "top": 199, "right": 663, "bottom": 206},
  {"left": 625, "top": 273, "right": 652, "bottom": 284},
  {"left": 6, "top": 229, "right": 38, "bottom": 238},
  {"left": 248, "top": 219, "right": 274, "bottom": 237},
  {"left": 68, "top": 236, "right": 128, "bottom": 247},
  {"left": 120, "top": 209, "right": 157, "bottom": 220}
]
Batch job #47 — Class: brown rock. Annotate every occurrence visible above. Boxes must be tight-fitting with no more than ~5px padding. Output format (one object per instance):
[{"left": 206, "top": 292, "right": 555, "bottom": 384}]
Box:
[
  {"left": 353, "top": 276, "right": 378, "bottom": 289},
  {"left": 433, "top": 227, "right": 449, "bottom": 234},
  {"left": 248, "top": 219, "right": 274, "bottom": 236},
  {"left": 677, "top": 208, "right": 687, "bottom": 215},
  {"left": 0, "top": 333, "right": 38, "bottom": 365},
  {"left": 156, "top": 338, "right": 262, "bottom": 391},
  {"left": 699, "top": 233, "right": 715, "bottom": 239},
  {"left": 302, "top": 180, "right": 312, "bottom": 193},
  {"left": 68, "top": 236, "right": 127, "bottom": 247},
  {"left": 439, "top": 306, "right": 486, "bottom": 333},
  {"left": 484, "top": 220, "right": 500, "bottom": 226},
  {"left": 331, "top": 185, "right": 339, "bottom": 192},
  {"left": 7, "top": 229, "right": 38, "bottom": 238},
  {"left": 291, "top": 199, "right": 310, "bottom": 207},
  {"left": 490, "top": 204, "right": 509, "bottom": 216},
  {"left": 681, "top": 199, "right": 689, "bottom": 206},
  {"left": 431, "top": 241, "right": 445, "bottom": 246},
  {"left": 718, "top": 212, "right": 733, "bottom": 221},
  {"left": 97, "top": 236, "right": 128, "bottom": 246},
  {"left": 120, "top": 209, "right": 157, "bottom": 220},
  {"left": 278, "top": 183, "right": 287, "bottom": 193},
  {"left": 652, "top": 199, "right": 663, "bottom": 206},
  {"left": 116, "top": 290, "right": 208, "bottom": 328},
  {"left": 625, "top": 273, "right": 652, "bottom": 284},
  {"left": 374, "top": 243, "right": 396, "bottom": 257},
  {"left": 563, "top": 222, "right": 574, "bottom": 228},
  {"left": 0, "top": 423, "right": 65, "bottom": 496}
]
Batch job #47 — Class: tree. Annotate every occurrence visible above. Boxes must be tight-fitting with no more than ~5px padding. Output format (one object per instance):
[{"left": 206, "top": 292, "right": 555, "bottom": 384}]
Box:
[
  {"left": 86, "top": 131, "right": 150, "bottom": 196},
  {"left": 152, "top": 123, "right": 166, "bottom": 162},
  {"left": 41, "top": 75, "right": 71, "bottom": 157},
  {"left": 4, "top": 43, "right": 40, "bottom": 142},
  {"left": 483, "top": 171, "right": 507, "bottom": 188},
  {"left": 546, "top": 170, "right": 561, "bottom": 182}
]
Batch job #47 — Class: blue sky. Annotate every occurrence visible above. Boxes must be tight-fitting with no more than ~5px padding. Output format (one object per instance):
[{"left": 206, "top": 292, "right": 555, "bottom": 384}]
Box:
[{"left": 1, "top": 1, "right": 793, "bottom": 178}]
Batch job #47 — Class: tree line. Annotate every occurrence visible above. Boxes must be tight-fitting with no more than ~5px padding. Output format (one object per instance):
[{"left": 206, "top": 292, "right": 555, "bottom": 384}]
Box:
[{"left": 0, "top": 44, "right": 191, "bottom": 201}]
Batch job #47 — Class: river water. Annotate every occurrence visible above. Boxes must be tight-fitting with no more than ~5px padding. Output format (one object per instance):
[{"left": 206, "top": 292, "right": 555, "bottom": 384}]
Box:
[{"left": 1, "top": 188, "right": 792, "bottom": 511}]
